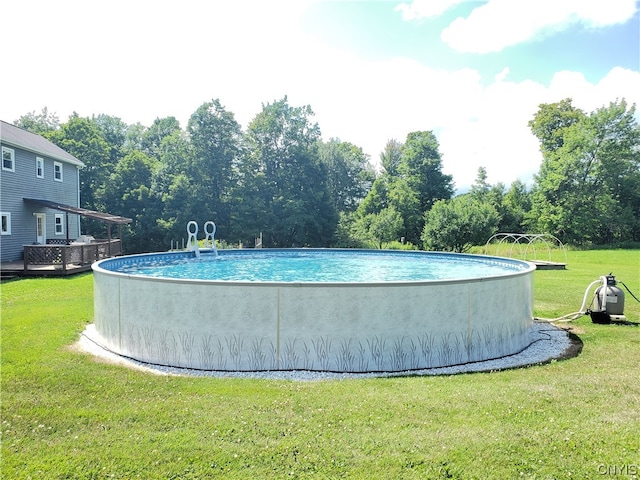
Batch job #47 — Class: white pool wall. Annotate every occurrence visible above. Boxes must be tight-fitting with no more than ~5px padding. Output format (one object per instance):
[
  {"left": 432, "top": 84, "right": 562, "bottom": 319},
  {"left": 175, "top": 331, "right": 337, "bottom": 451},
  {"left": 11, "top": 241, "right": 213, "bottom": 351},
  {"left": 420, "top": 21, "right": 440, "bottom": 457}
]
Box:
[{"left": 92, "top": 250, "right": 535, "bottom": 372}]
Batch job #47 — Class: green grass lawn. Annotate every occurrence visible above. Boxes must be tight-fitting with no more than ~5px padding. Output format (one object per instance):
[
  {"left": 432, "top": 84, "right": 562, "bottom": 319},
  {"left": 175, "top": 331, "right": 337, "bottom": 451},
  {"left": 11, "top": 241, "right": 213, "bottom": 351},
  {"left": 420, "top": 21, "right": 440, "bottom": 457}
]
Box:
[{"left": 2, "top": 250, "right": 639, "bottom": 479}]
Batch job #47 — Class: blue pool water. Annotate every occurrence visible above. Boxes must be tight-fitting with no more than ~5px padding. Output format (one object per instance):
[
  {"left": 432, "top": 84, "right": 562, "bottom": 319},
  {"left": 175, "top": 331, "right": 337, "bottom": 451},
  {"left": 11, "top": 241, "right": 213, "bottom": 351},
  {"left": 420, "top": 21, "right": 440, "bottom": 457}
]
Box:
[{"left": 101, "top": 249, "right": 529, "bottom": 283}]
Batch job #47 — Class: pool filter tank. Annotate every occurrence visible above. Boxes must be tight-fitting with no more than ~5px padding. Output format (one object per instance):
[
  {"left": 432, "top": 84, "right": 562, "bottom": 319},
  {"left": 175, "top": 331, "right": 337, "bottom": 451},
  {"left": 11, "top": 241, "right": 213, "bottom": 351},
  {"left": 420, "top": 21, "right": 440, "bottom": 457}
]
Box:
[{"left": 591, "top": 274, "right": 626, "bottom": 324}]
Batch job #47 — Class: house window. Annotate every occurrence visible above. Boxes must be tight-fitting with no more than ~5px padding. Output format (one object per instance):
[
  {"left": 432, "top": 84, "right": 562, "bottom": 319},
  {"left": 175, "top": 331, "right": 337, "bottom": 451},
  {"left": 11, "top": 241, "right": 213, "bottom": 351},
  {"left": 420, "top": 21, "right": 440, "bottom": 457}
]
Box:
[
  {"left": 36, "top": 157, "right": 44, "bottom": 178},
  {"left": 2, "top": 147, "right": 15, "bottom": 172},
  {"left": 54, "top": 161, "right": 63, "bottom": 181},
  {"left": 1, "top": 212, "right": 11, "bottom": 235},
  {"left": 54, "top": 214, "right": 64, "bottom": 235}
]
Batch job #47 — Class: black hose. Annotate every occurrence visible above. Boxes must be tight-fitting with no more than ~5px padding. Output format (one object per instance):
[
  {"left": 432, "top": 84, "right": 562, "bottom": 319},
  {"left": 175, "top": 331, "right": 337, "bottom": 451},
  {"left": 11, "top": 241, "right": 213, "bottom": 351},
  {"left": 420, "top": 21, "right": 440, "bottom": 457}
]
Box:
[{"left": 619, "top": 281, "right": 640, "bottom": 303}]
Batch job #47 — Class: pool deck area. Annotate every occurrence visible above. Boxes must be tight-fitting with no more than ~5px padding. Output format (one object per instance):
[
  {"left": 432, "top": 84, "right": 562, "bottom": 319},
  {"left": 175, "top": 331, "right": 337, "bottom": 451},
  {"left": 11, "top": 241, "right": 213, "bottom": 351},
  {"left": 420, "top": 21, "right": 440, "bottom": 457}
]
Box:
[{"left": 1, "top": 238, "right": 123, "bottom": 279}]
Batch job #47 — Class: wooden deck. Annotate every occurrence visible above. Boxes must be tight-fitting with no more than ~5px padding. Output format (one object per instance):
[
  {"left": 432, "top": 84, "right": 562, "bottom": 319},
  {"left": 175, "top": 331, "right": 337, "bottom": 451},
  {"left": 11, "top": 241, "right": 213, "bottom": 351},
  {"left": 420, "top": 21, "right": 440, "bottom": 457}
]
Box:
[{"left": 1, "top": 239, "right": 121, "bottom": 278}]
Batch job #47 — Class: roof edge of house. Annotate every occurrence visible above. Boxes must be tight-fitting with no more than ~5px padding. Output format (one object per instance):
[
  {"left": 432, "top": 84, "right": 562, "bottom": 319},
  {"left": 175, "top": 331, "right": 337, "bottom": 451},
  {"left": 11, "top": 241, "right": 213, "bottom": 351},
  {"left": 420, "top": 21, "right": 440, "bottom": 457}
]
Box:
[{"left": 1, "top": 120, "right": 85, "bottom": 168}]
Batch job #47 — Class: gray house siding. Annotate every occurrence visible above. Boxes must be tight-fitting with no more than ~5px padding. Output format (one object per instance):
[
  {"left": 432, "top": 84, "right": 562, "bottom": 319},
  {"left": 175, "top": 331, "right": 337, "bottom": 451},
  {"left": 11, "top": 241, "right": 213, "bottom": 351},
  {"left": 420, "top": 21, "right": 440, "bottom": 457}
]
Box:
[{"left": 1, "top": 130, "right": 83, "bottom": 262}]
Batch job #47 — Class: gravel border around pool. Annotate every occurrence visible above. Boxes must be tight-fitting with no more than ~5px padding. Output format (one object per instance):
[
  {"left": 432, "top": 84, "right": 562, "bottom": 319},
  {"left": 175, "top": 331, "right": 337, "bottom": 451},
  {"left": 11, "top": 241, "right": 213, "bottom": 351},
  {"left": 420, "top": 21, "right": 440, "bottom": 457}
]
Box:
[{"left": 77, "top": 322, "right": 580, "bottom": 380}]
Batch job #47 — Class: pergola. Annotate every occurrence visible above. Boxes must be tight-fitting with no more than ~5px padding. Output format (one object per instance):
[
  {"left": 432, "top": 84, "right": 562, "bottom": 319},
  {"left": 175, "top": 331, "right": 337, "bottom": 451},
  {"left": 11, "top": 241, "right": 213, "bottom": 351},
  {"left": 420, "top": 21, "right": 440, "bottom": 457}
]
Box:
[{"left": 23, "top": 198, "right": 132, "bottom": 244}]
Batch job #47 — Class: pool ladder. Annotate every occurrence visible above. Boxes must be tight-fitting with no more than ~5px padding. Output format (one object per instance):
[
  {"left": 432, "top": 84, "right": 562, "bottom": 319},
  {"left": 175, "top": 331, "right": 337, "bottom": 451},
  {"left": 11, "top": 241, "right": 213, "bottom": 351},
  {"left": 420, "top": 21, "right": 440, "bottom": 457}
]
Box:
[{"left": 186, "top": 221, "right": 218, "bottom": 258}]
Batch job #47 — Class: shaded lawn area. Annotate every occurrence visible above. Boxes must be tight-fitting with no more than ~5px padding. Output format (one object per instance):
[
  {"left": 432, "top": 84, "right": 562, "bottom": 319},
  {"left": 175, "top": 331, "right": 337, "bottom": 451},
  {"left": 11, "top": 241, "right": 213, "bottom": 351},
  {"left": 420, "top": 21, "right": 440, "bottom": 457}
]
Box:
[{"left": 1, "top": 250, "right": 639, "bottom": 479}]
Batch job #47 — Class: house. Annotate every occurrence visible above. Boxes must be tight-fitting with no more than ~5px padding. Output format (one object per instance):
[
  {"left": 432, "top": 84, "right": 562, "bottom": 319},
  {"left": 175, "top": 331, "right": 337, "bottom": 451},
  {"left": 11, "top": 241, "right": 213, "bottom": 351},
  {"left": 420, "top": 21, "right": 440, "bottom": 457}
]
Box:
[{"left": 1, "top": 120, "right": 131, "bottom": 274}]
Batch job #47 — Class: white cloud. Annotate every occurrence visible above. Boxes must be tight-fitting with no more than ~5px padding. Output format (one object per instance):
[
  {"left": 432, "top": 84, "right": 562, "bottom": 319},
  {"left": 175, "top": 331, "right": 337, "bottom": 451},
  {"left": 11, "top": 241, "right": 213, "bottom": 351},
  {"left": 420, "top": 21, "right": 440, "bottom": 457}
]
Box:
[
  {"left": 494, "top": 67, "right": 510, "bottom": 82},
  {"left": 547, "top": 67, "right": 640, "bottom": 115},
  {"left": 574, "top": 0, "right": 640, "bottom": 26},
  {"left": 395, "top": 0, "right": 465, "bottom": 20},
  {"left": 441, "top": 0, "right": 639, "bottom": 53}
]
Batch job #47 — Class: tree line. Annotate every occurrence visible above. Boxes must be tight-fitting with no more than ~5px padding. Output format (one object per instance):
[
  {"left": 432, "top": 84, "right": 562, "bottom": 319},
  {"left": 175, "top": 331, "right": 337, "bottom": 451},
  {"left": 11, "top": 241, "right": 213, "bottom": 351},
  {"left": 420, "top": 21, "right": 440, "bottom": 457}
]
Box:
[{"left": 15, "top": 96, "right": 640, "bottom": 253}]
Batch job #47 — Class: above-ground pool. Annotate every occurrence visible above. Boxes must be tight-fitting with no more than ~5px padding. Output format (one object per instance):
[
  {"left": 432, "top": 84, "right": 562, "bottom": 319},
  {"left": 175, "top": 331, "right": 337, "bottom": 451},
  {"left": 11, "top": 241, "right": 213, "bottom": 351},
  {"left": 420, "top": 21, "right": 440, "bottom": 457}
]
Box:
[{"left": 92, "top": 249, "right": 535, "bottom": 373}]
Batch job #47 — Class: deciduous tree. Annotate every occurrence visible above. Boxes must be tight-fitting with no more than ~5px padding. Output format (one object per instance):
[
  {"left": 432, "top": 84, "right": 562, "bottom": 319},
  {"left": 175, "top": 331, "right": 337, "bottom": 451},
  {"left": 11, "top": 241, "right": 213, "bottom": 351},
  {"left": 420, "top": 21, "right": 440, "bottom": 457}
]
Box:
[
  {"left": 318, "top": 139, "right": 374, "bottom": 213},
  {"left": 187, "top": 100, "right": 243, "bottom": 236},
  {"left": 380, "top": 139, "right": 403, "bottom": 176},
  {"left": 528, "top": 99, "right": 640, "bottom": 244},
  {"left": 14, "top": 107, "right": 60, "bottom": 135},
  {"left": 242, "top": 97, "right": 337, "bottom": 247},
  {"left": 398, "top": 131, "right": 454, "bottom": 213},
  {"left": 102, "top": 151, "right": 162, "bottom": 252},
  {"left": 46, "top": 114, "right": 112, "bottom": 214},
  {"left": 422, "top": 196, "right": 499, "bottom": 252}
]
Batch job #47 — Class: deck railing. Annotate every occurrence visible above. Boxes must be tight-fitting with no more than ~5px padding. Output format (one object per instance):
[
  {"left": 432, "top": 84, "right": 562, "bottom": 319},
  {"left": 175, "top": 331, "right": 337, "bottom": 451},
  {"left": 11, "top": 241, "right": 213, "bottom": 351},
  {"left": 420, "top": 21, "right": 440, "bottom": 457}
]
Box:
[{"left": 23, "top": 239, "right": 122, "bottom": 272}]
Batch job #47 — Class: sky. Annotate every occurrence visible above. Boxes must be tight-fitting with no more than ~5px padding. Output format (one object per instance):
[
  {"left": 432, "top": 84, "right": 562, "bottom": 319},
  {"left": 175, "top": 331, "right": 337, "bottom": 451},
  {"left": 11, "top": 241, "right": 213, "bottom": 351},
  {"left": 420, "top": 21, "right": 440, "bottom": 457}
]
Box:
[{"left": 2, "top": 0, "right": 639, "bottom": 191}]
